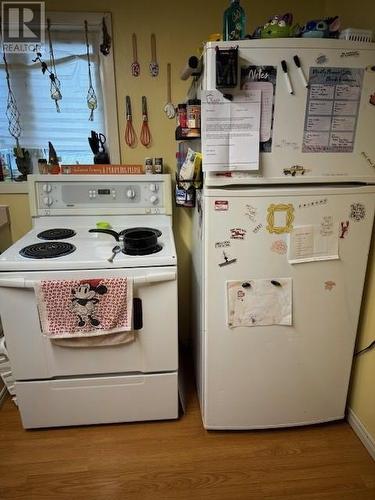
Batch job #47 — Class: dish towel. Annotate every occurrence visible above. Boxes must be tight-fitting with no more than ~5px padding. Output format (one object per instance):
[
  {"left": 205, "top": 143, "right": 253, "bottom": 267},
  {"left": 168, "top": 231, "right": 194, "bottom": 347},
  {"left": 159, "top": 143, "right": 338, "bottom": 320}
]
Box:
[{"left": 35, "top": 278, "right": 133, "bottom": 339}]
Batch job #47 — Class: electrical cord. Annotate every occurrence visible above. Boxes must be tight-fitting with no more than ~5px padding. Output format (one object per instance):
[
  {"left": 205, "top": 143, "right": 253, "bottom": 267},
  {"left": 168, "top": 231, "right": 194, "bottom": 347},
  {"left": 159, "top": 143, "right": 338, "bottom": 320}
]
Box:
[{"left": 355, "top": 340, "right": 375, "bottom": 356}]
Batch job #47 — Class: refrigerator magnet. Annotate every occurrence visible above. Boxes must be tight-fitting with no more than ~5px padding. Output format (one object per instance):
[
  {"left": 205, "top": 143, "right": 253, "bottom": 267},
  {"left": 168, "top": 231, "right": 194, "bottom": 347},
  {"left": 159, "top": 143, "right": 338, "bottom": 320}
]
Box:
[
  {"left": 230, "top": 228, "right": 246, "bottom": 240},
  {"left": 369, "top": 93, "right": 375, "bottom": 106},
  {"left": 245, "top": 204, "right": 257, "bottom": 222},
  {"left": 253, "top": 224, "right": 263, "bottom": 234},
  {"left": 340, "top": 221, "right": 349, "bottom": 239},
  {"left": 215, "top": 240, "right": 231, "bottom": 248},
  {"left": 215, "top": 200, "right": 229, "bottom": 211},
  {"left": 361, "top": 151, "right": 375, "bottom": 168},
  {"left": 266, "top": 204, "right": 295, "bottom": 234},
  {"left": 350, "top": 203, "right": 366, "bottom": 221},
  {"left": 320, "top": 216, "right": 334, "bottom": 237},
  {"left": 324, "top": 281, "right": 336, "bottom": 291},
  {"left": 271, "top": 240, "right": 287, "bottom": 255},
  {"left": 219, "top": 251, "right": 237, "bottom": 267},
  {"left": 316, "top": 54, "right": 328, "bottom": 64}
]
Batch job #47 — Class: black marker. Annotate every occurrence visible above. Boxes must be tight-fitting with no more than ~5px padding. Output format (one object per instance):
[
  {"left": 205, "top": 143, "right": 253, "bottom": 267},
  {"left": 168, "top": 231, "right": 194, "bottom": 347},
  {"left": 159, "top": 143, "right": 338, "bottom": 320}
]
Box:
[
  {"left": 293, "top": 55, "right": 308, "bottom": 88},
  {"left": 281, "top": 60, "right": 293, "bottom": 94}
]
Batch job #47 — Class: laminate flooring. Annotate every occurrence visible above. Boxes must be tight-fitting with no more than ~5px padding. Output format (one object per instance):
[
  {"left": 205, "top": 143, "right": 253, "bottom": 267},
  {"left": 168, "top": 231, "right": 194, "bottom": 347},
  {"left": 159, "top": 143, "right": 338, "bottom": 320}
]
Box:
[{"left": 0, "top": 382, "right": 374, "bottom": 500}]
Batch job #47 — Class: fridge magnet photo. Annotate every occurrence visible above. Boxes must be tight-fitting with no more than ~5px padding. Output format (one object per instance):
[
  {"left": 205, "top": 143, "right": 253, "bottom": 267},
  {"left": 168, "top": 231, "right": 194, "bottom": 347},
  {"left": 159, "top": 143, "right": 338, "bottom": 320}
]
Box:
[
  {"left": 219, "top": 251, "right": 237, "bottom": 267},
  {"left": 271, "top": 240, "right": 287, "bottom": 255},
  {"left": 230, "top": 228, "right": 246, "bottom": 240},
  {"left": 215, "top": 240, "right": 231, "bottom": 248},
  {"left": 266, "top": 204, "right": 295, "bottom": 234},
  {"left": 340, "top": 221, "right": 350, "bottom": 239},
  {"left": 324, "top": 280, "right": 336, "bottom": 291},
  {"left": 349, "top": 203, "right": 366, "bottom": 221}
]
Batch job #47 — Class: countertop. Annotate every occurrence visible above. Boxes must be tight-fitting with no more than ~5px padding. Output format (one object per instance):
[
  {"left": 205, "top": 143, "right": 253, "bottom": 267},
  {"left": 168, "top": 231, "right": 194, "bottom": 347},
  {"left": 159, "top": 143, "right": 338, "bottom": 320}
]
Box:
[{"left": 0, "top": 182, "right": 29, "bottom": 194}]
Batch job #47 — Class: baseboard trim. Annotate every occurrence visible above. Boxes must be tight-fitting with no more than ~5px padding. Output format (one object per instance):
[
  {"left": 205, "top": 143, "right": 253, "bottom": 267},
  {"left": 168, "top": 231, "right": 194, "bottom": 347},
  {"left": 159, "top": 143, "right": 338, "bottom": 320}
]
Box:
[{"left": 347, "top": 407, "right": 375, "bottom": 461}]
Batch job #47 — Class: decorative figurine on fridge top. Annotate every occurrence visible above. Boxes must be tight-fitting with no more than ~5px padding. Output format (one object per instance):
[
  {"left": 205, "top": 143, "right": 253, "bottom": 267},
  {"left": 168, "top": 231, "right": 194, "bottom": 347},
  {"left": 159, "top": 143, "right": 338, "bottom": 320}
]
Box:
[
  {"left": 300, "top": 16, "right": 340, "bottom": 38},
  {"left": 256, "top": 13, "right": 297, "bottom": 39}
]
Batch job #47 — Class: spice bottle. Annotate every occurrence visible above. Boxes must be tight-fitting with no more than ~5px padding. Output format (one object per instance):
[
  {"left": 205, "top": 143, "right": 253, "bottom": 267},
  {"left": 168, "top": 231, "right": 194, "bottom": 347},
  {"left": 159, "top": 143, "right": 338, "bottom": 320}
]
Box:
[
  {"left": 177, "top": 104, "right": 187, "bottom": 128},
  {"left": 187, "top": 99, "right": 201, "bottom": 129},
  {"left": 144, "top": 157, "right": 153, "bottom": 174},
  {"left": 154, "top": 158, "right": 163, "bottom": 174}
]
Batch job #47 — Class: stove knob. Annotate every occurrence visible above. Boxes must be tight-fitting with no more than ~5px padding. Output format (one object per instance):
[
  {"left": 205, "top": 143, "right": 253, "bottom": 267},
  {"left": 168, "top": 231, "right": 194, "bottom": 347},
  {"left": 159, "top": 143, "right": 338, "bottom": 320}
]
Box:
[
  {"left": 150, "top": 195, "right": 158, "bottom": 205},
  {"left": 42, "top": 184, "right": 52, "bottom": 193},
  {"left": 43, "top": 196, "right": 53, "bottom": 206},
  {"left": 126, "top": 189, "right": 135, "bottom": 199},
  {"left": 149, "top": 183, "right": 158, "bottom": 192}
]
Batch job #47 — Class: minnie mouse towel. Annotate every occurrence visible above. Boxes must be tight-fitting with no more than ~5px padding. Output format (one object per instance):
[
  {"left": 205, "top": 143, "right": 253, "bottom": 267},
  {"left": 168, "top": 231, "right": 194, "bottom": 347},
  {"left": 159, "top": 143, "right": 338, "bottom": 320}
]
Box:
[{"left": 35, "top": 278, "right": 133, "bottom": 339}]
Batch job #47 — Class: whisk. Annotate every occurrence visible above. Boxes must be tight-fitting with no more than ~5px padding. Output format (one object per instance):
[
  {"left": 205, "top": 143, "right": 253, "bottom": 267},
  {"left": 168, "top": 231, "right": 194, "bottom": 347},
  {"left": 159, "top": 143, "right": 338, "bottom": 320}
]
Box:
[
  {"left": 140, "top": 96, "right": 151, "bottom": 147},
  {"left": 125, "top": 96, "right": 137, "bottom": 147}
]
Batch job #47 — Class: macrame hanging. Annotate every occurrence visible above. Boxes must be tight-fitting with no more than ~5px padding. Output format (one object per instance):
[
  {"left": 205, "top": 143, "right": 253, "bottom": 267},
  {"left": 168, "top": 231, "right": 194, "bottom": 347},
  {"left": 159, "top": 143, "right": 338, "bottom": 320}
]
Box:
[
  {"left": 47, "top": 18, "right": 62, "bottom": 112},
  {"left": 84, "top": 20, "right": 98, "bottom": 121},
  {"left": 2, "top": 49, "right": 22, "bottom": 154}
]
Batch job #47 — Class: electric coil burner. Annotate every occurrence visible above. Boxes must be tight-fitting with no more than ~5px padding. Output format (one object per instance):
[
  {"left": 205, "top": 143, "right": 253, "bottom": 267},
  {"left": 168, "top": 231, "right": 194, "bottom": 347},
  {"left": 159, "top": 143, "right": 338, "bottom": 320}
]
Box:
[
  {"left": 37, "top": 228, "right": 76, "bottom": 240},
  {"left": 20, "top": 242, "right": 76, "bottom": 259}
]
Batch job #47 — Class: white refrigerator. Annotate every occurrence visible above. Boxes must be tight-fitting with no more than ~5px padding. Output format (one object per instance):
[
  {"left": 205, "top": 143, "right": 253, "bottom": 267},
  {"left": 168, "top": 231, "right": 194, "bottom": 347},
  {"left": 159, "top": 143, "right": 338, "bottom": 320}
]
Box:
[{"left": 192, "top": 39, "right": 375, "bottom": 429}]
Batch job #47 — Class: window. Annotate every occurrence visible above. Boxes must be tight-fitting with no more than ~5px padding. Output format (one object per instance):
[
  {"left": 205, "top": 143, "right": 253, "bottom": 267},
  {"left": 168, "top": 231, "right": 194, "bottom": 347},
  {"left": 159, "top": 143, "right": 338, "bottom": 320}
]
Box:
[{"left": 0, "top": 12, "right": 119, "bottom": 178}]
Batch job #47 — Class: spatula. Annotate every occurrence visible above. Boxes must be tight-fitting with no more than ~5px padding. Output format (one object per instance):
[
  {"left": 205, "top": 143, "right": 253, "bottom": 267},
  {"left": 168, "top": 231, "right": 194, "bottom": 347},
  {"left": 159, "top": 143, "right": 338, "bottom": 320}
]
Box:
[{"left": 164, "top": 63, "right": 176, "bottom": 119}]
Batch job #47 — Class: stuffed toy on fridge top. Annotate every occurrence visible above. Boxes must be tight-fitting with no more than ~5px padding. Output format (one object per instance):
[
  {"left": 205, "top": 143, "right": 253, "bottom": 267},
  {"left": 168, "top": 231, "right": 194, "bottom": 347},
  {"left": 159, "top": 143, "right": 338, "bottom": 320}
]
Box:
[
  {"left": 300, "top": 16, "right": 340, "bottom": 38},
  {"left": 257, "top": 13, "right": 297, "bottom": 38}
]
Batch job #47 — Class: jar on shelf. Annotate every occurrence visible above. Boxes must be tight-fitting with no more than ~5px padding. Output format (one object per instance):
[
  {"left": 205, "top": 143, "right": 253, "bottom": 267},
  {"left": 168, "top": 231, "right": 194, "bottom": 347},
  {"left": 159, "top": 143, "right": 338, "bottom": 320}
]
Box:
[{"left": 187, "top": 99, "right": 201, "bottom": 129}]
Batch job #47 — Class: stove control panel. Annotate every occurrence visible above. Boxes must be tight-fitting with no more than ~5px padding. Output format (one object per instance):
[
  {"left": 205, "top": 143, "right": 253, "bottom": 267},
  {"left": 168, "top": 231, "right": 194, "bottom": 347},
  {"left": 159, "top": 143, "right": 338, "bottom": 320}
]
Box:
[{"left": 31, "top": 175, "right": 172, "bottom": 215}]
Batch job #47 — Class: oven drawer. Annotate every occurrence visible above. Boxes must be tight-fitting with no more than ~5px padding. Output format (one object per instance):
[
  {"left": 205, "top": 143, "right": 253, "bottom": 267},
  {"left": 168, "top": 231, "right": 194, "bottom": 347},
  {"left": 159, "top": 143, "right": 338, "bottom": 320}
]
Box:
[
  {"left": 0, "top": 267, "right": 178, "bottom": 379},
  {"left": 16, "top": 372, "right": 178, "bottom": 428}
]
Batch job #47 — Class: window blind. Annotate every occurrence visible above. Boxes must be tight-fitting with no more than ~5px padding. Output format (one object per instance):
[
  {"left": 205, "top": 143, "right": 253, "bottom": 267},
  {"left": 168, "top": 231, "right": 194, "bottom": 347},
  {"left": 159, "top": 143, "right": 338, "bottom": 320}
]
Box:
[{"left": 0, "top": 30, "right": 105, "bottom": 158}]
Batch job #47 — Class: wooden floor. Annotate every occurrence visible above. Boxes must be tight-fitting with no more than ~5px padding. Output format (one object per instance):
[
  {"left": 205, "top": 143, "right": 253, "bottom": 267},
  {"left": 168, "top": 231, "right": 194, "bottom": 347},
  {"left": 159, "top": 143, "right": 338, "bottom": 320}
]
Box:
[{"left": 0, "top": 384, "right": 374, "bottom": 500}]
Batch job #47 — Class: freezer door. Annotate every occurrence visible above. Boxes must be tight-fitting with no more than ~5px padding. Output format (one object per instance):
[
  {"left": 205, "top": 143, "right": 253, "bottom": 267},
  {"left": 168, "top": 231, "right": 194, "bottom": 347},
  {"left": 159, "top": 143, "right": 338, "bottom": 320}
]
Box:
[
  {"left": 201, "top": 185, "right": 374, "bottom": 429},
  {"left": 204, "top": 39, "right": 375, "bottom": 185}
]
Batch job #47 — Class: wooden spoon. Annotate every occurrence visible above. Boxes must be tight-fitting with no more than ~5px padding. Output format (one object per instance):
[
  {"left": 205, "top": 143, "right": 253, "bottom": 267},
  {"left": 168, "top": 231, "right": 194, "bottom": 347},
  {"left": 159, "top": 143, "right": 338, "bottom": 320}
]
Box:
[
  {"left": 164, "top": 63, "right": 176, "bottom": 119},
  {"left": 131, "top": 33, "right": 140, "bottom": 77}
]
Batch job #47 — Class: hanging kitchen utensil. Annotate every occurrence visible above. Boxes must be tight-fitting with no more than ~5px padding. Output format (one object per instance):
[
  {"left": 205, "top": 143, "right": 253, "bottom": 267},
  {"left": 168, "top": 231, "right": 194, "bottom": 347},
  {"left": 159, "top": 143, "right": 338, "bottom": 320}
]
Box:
[
  {"left": 2, "top": 50, "right": 21, "bottom": 155},
  {"left": 131, "top": 33, "right": 140, "bottom": 77},
  {"left": 149, "top": 33, "right": 159, "bottom": 77},
  {"left": 125, "top": 96, "right": 137, "bottom": 147},
  {"left": 84, "top": 20, "right": 98, "bottom": 121},
  {"left": 46, "top": 18, "right": 62, "bottom": 112},
  {"left": 140, "top": 96, "right": 151, "bottom": 147},
  {"left": 164, "top": 63, "right": 176, "bottom": 119},
  {"left": 99, "top": 16, "right": 111, "bottom": 56}
]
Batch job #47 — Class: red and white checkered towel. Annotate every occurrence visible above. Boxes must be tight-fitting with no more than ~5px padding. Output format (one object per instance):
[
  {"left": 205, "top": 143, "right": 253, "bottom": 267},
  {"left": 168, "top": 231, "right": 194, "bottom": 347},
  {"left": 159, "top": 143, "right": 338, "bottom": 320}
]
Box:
[{"left": 35, "top": 278, "right": 133, "bottom": 339}]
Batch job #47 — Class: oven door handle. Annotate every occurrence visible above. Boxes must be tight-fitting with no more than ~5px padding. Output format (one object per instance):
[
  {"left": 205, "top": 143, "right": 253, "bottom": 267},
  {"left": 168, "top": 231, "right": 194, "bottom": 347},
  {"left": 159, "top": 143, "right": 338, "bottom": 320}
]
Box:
[{"left": 0, "top": 271, "right": 176, "bottom": 289}]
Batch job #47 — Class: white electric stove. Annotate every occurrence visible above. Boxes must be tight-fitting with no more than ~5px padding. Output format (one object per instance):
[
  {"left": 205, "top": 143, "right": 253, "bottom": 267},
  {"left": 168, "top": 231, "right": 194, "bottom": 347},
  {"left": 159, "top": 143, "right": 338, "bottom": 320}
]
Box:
[{"left": 0, "top": 175, "right": 178, "bottom": 428}]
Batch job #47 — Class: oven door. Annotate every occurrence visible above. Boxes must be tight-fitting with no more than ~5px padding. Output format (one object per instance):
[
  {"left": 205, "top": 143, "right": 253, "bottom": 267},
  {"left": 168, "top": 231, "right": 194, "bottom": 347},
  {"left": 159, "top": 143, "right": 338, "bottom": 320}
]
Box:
[{"left": 0, "top": 267, "right": 177, "bottom": 380}]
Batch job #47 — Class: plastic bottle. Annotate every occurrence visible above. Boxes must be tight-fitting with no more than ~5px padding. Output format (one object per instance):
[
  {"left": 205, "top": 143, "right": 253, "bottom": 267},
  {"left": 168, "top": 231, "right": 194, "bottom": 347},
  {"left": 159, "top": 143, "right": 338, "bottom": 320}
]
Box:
[{"left": 223, "top": 0, "right": 246, "bottom": 41}]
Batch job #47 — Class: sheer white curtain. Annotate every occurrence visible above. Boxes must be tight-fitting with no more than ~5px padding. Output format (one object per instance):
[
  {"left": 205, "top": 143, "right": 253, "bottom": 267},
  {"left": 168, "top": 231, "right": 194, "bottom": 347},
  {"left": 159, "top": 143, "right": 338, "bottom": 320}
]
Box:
[{"left": 0, "top": 29, "right": 105, "bottom": 163}]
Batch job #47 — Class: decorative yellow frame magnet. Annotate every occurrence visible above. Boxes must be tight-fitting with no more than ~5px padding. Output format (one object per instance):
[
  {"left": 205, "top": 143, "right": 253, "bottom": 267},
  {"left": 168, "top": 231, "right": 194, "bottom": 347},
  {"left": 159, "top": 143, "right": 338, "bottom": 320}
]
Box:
[{"left": 266, "top": 204, "right": 295, "bottom": 234}]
